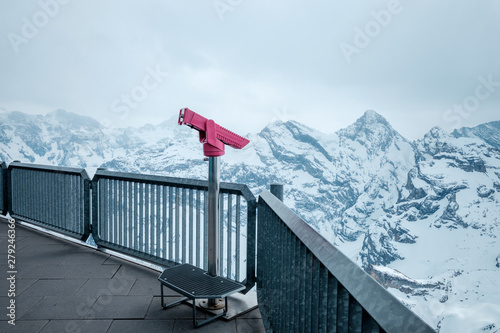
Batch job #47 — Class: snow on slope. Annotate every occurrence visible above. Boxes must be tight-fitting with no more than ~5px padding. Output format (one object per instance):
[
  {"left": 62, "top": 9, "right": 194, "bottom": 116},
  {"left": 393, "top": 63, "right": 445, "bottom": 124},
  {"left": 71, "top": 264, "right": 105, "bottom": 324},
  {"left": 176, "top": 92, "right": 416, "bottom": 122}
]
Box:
[{"left": 1, "top": 107, "right": 499, "bottom": 332}]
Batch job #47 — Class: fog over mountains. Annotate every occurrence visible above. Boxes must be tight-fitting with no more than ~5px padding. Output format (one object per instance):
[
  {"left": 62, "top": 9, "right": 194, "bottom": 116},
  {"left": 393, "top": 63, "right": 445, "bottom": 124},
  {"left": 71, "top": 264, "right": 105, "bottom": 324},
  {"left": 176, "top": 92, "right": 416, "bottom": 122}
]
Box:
[{"left": 1, "top": 107, "right": 499, "bottom": 332}]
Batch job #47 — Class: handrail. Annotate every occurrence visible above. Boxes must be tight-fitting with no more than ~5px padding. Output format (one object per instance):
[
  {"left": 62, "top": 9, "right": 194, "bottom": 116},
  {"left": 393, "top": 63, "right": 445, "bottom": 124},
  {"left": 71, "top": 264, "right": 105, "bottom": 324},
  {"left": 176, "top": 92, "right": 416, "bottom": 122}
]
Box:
[
  {"left": 8, "top": 162, "right": 90, "bottom": 240},
  {"left": 91, "top": 169, "right": 256, "bottom": 292},
  {"left": 257, "top": 190, "right": 435, "bottom": 333}
]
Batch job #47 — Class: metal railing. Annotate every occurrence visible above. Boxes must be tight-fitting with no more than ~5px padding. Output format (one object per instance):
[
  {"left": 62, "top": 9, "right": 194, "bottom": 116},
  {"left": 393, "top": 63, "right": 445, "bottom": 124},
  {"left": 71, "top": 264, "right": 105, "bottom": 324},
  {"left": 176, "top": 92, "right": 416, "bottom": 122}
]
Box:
[
  {"left": 257, "top": 190, "right": 435, "bottom": 333},
  {"left": 8, "top": 162, "right": 90, "bottom": 240},
  {"left": 91, "top": 169, "right": 256, "bottom": 291},
  {"left": 0, "top": 162, "right": 7, "bottom": 214}
]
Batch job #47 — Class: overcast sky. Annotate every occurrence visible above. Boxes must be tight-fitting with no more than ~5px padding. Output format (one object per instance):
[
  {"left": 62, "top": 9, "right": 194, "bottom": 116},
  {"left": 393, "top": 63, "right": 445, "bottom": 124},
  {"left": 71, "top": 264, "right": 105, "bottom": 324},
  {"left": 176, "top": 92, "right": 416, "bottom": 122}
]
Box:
[{"left": 0, "top": 0, "right": 499, "bottom": 140}]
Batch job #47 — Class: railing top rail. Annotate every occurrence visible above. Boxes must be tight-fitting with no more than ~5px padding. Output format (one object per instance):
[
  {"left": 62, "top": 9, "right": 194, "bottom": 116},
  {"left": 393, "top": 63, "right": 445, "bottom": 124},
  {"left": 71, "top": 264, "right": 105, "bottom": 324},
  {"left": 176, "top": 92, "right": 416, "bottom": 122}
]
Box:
[
  {"left": 94, "top": 169, "right": 255, "bottom": 203},
  {"left": 258, "top": 190, "right": 435, "bottom": 333},
  {"left": 9, "top": 162, "right": 89, "bottom": 179}
]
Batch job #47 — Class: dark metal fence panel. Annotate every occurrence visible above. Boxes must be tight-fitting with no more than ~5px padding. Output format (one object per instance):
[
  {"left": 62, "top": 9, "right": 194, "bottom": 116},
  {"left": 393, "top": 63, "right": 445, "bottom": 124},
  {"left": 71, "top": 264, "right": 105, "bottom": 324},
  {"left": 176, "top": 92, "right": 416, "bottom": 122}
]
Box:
[
  {"left": 91, "top": 169, "right": 256, "bottom": 291},
  {"left": 0, "top": 162, "right": 7, "bottom": 214},
  {"left": 8, "top": 162, "right": 90, "bottom": 240},
  {"left": 257, "top": 190, "right": 435, "bottom": 333}
]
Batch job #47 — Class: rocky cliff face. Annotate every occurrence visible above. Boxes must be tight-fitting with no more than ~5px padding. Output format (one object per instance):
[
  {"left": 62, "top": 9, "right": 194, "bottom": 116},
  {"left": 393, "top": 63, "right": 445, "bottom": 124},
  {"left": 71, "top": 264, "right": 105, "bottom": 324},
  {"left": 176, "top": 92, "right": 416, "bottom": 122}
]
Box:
[{"left": 1, "top": 107, "right": 499, "bottom": 332}]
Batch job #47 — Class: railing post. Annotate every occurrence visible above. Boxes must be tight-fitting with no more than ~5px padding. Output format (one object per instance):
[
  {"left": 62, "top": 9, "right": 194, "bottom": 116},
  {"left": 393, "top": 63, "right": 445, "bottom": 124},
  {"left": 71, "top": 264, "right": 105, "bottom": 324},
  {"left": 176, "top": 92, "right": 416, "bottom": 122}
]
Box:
[
  {"left": 207, "top": 156, "right": 220, "bottom": 307},
  {"left": 270, "top": 183, "right": 284, "bottom": 201},
  {"left": 1, "top": 162, "right": 8, "bottom": 215}
]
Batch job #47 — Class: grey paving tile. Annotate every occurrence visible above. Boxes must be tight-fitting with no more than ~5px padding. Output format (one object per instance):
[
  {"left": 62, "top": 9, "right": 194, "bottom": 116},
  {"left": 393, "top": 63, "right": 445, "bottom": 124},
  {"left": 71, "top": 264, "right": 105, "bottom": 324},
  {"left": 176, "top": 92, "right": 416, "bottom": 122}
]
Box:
[
  {"left": 76, "top": 277, "right": 135, "bottom": 298},
  {"left": 85, "top": 295, "right": 152, "bottom": 319},
  {"left": 174, "top": 318, "right": 237, "bottom": 332},
  {"left": 66, "top": 263, "right": 120, "bottom": 279},
  {"left": 57, "top": 251, "right": 107, "bottom": 266},
  {"left": 236, "top": 318, "right": 266, "bottom": 333},
  {"left": 146, "top": 296, "right": 203, "bottom": 320},
  {"left": 0, "top": 320, "right": 48, "bottom": 333},
  {"left": 108, "top": 319, "right": 175, "bottom": 333},
  {"left": 129, "top": 277, "right": 177, "bottom": 297},
  {"left": 114, "top": 264, "right": 160, "bottom": 280},
  {"left": 17, "top": 264, "right": 77, "bottom": 279},
  {"left": 40, "top": 319, "right": 112, "bottom": 333},
  {"left": 22, "top": 279, "right": 87, "bottom": 297},
  {"left": 22, "top": 295, "right": 98, "bottom": 320},
  {"left": 15, "top": 278, "right": 38, "bottom": 296}
]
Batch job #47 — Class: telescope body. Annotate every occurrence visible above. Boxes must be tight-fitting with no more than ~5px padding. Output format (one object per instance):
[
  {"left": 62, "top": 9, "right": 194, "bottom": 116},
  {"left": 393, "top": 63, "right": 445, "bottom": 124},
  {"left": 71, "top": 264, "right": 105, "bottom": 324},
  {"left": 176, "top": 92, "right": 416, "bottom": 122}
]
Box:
[{"left": 178, "top": 108, "right": 250, "bottom": 157}]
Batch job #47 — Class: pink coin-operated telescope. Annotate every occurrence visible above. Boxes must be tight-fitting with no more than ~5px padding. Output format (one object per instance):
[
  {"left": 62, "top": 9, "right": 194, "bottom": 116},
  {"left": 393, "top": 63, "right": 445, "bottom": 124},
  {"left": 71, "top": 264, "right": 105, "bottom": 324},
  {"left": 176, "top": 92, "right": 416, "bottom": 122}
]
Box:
[
  {"left": 178, "top": 107, "right": 249, "bottom": 157},
  {"left": 178, "top": 107, "right": 249, "bottom": 309}
]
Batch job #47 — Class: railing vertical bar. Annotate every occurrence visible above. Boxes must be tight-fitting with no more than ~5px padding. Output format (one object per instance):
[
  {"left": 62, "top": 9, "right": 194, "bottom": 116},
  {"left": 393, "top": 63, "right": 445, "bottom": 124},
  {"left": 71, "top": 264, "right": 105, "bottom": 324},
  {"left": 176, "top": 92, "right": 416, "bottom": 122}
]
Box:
[
  {"left": 311, "top": 257, "right": 320, "bottom": 333},
  {"left": 319, "top": 265, "right": 329, "bottom": 332},
  {"left": 182, "top": 187, "right": 186, "bottom": 263},
  {"left": 219, "top": 192, "right": 224, "bottom": 277},
  {"left": 145, "top": 183, "right": 150, "bottom": 255},
  {"left": 128, "top": 181, "right": 133, "bottom": 250},
  {"left": 48, "top": 169, "right": 53, "bottom": 228},
  {"left": 196, "top": 190, "right": 201, "bottom": 268},
  {"left": 235, "top": 195, "right": 241, "bottom": 282},
  {"left": 39, "top": 171, "right": 45, "bottom": 224},
  {"left": 101, "top": 179, "right": 107, "bottom": 242},
  {"left": 338, "top": 284, "right": 350, "bottom": 333},
  {"left": 203, "top": 190, "right": 208, "bottom": 270},
  {"left": 290, "top": 233, "right": 300, "bottom": 332},
  {"left": 277, "top": 213, "right": 283, "bottom": 332},
  {"left": 124, "top": 181, "right": 129, "bottom": 249},
  {"left": 227, "top": 194, "right": 233, "bottom": 279},
  {"left": 44, "top": 171, "right": 48, "bottom": 225},
  {"left": 362, "top": 310, "right": 381, "bottom": 333},
  {"left": 69, "top": 174, "right": 74, "bottom": 233},
  {"left": 156, "top": 185, "right": 162, "bottom": 259},
  {"left": 188, "top": 188, "right": 193, "bottom": 264},
  {"left": 327, "top": 274, "right": 339, "bottom": 333},
  {"left": 168, "top": 187, "right": 173, "bottom": 261},
  {"left": 162, "top": 186, "right": 168, "bottom": 260},
  {"left": 139, "top": 182, "right": 144, "bottom": 253},
  {"left": 133, "top": 182, "right": 139, "bottom": 252},
  {"left": 76, "top": 175, "right": 80, "bottom": 234},
  {"left": 40, "top": 171, "right": 45, "bottom": 225},
  {"left": 57, "top": 172, "right": 62, "bottom": 230},
  {"left": 299, "top": 243, "right": 307, "bottom": 333},
  {"left": 151, "top": 184, "right": 156, "bottom": 257},
  {"left": 107, "top": 178, "right": 112, "bottom": 243},
  {"left": 283, "top": 226, "right": 290, "bottom": 333},
  {"left": 29, "top": 170, "right": 34, "bottom": 221},
  {"left": 67, "top": 174, "right": 72, "bottom": 232},
  {"left": 348, "top": 296, "right": 363, "bottom": 333},
  {"left": 119, "top": 180, "right": 124, "bottom": 248},
  {"left": 24, "top": 169, "right": 29, "bottom": 219},
  {"left": 112, "top": 179, "right": 118, "bottom": 246},
  {"left": 175, "top": 187, "right": 180, "bottom": 263},
  {"left": 28, "top": 170, "right": 33, "bottom": 221}
]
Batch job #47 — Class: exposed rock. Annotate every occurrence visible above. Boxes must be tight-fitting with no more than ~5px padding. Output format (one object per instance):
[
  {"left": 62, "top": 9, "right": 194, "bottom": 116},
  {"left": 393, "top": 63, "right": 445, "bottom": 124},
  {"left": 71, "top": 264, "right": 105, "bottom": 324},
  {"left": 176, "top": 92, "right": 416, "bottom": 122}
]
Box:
[
  {"left": 367, "top": 265, "right": 445, "bottom": 296},
  {"left": 477, "top": 185, "right": 495, "bottom": 198}
]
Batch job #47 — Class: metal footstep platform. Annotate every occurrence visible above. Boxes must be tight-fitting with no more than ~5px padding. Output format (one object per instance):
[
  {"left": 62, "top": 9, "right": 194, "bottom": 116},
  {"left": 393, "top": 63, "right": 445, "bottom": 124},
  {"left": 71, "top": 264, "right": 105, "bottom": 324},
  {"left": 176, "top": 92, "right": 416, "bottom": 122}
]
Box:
[{"left": 158, "top": 263, "right": 245, "bottom": 327}]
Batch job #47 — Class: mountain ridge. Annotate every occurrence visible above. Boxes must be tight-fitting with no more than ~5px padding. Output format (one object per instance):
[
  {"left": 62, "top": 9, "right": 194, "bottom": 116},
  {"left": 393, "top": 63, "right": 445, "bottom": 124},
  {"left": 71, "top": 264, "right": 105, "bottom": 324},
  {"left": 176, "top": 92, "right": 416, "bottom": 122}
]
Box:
[{"left": 1, "top": 108, "right": 499, "bottom": 332}]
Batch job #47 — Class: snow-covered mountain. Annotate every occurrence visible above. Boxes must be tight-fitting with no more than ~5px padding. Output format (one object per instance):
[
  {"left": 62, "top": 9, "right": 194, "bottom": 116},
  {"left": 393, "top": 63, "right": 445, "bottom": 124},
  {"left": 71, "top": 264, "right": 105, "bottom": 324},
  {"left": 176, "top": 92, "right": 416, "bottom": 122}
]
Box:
[{"left": 1, "top": 107, "right": 499, "bottom": 332}]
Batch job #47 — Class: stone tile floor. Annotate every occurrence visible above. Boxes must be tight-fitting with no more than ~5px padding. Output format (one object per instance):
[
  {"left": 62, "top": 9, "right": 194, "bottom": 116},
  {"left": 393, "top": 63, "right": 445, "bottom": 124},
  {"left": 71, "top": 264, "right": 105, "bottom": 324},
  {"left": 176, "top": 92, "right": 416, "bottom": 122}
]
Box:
[{"left": 0, "top": 219, "right": 265, "bottom": 332}]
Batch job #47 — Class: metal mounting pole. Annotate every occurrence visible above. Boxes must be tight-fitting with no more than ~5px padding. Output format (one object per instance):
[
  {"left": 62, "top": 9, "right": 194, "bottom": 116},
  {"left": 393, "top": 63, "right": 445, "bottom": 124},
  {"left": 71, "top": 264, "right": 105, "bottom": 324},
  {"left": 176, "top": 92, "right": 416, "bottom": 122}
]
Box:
[{"left": 207, "top": 156, "right": 221, "bottom": 307}]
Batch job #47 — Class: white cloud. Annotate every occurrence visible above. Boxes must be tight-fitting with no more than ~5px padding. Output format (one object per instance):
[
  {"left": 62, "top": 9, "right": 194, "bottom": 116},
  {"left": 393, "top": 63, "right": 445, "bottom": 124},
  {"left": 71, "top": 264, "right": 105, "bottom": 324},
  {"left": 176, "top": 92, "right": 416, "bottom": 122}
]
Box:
[{"left": 0, "top": 0, "right": 499, "bottom": 140}]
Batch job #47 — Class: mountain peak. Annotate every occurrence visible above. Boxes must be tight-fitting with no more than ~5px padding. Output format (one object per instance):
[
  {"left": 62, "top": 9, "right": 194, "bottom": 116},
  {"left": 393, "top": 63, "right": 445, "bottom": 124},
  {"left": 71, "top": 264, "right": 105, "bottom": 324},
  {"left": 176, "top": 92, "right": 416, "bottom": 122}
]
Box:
[
  {"left": 359, "top": 110, "right": 389, "bottom": 125},
  {"left": 45, "top": 109, "right": 102, "bottom": 129},
  {"left": 426, "top": 126, "right": 449, "bottom": 139},
  {"left": 337, "top": 110, "right": 405, "bottom": 152}
]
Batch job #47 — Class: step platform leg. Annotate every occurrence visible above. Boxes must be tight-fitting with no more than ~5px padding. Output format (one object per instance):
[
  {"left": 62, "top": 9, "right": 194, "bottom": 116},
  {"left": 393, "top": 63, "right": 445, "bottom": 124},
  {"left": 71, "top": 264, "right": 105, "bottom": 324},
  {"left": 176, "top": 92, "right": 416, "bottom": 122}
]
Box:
[{"left": 160, "top": 284, "right": 229, "bottom": 328}]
